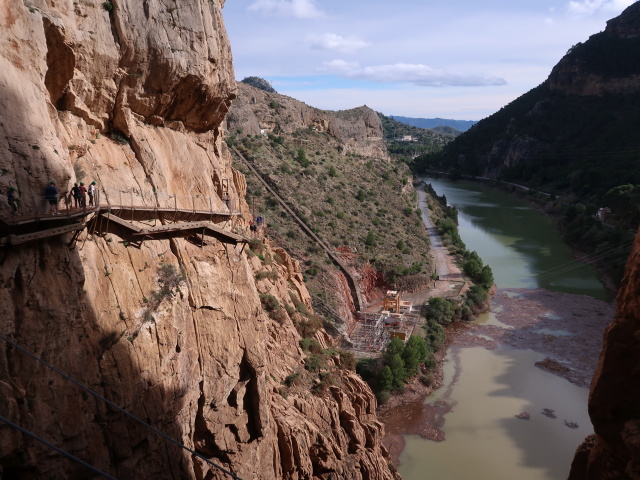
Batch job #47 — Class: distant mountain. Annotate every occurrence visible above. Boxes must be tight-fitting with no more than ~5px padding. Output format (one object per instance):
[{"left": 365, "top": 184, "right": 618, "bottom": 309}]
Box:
[
  {"left": 390, "top": 116, "right": 477, "bottom": 132},
  {"left": 240, "top": 76, "right": 277, "bottom": 93},
  {"left": 414, "top": 1, "right": 640, "bottom": 216},
  {"left": 413, "top": 2, "right": 640, "bottom": 285},
  {"left": 378, "top": 114, "right": 457, "bottom": 161}
]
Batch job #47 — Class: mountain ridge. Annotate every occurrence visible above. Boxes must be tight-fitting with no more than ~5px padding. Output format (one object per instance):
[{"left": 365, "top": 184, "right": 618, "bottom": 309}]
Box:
[{"left": 390, "top": 115, "right": 476, "bottom": 132}]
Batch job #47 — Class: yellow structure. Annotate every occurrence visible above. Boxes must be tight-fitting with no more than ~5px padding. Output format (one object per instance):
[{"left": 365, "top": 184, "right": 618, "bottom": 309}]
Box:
[
  {"left": 389, "top": 331, "right": 407, "bottom": 341},
  {"left": 383, "top": 290, "right": 401, "bottom": 314}
]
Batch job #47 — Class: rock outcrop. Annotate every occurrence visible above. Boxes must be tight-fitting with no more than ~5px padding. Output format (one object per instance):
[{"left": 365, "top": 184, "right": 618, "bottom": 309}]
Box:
[
  {"left": 416, "top": 1, "right": 640, "bottom": 196},
  {"left": 0, "top": 2, "right": 398, "bottom": 479},
  {"left": 568, "top": 227, "right": 640, "bottom": 480},
  {"left": 549, "top": 2, "right": 640, "bottom": 96},
  {"left": 227, "top": 82, "right": 389, "bottom": 160}
]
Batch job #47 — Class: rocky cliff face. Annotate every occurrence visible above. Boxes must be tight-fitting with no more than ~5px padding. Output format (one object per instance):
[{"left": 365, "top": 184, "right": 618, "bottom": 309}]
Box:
[
  {"left": 420, "top": 1, "right": 640, "bottom": 190},
  {"left": 227, "top": 83, "right": 389, "bottom": 160},
  {"left": 0, "top": 2, "right": 397, "bottom": 479},
  {"left": 568, "top": 227, "right": 640, "bottom": 480},
  {"left": 549, "top": 2, "right": 640, "bottom": 96}
]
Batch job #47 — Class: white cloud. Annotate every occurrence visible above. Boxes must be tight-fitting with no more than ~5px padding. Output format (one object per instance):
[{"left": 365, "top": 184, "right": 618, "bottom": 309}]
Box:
[
  {"left": 567, "top": 0, "right": 636, "bottom": 16},
  {"left": 248, "top": 0, "right": 324, "bottom": 19},
  {"left": 323, "top": 59, "right": 360, "bottom": 70},
  {"left": 324, "top": 61, "right": 507, "bottom": 87},
  {"left": 307, "top": 33, "right": 370, "bottom": 53}
]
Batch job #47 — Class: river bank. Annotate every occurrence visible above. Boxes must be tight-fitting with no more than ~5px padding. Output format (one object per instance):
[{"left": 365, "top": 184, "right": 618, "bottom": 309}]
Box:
[
  {"left": 378, "top": 179, "right": 615, "bottom": 476},
  {"left": 422, "top": 174, "right": 625, "bottom": 297},
  {"left": 380, "top": 287, "right": 613, "bottom": 467},
  {"left": 376, "top": 185, "right": 480, "bottom": 464}
]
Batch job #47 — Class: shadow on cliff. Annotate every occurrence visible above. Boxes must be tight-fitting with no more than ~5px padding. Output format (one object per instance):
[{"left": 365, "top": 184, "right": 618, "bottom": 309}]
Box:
[{"left": 0, "top": 83, "right": 225, "bottom": 480}]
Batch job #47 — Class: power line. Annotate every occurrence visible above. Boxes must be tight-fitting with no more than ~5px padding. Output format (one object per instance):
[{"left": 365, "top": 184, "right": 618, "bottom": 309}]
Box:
[
  {"left": 537, "top": 240, "right": 634, "bottom": 281},
  {"left": 0, "top": 334, "right": 243, "bottom": 480},
  {"left": 537, "top": 239, "right": 632, "bottom": 276},
  {"left": 0, "top": 414, "right": 118, "bottom": 480},
  {"left": 537, "top": 245, "right": 630, "bottom": 281}
]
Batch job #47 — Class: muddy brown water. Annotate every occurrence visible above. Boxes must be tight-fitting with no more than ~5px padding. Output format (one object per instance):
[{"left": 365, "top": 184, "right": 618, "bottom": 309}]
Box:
[{"left": 391, "top": 178, "right": 611, "bottom": 480}]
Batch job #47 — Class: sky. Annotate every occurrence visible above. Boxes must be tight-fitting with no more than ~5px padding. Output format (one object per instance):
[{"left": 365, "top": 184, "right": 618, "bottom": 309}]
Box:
[{"left": 222, "top": 0, "right": 638, "bottom": 121}]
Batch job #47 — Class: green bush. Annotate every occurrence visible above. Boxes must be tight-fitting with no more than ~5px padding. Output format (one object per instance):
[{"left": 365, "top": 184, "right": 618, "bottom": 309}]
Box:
[
  {"left": 424, "top": 319, "right": 445, "bottom": 351},
  {"left": 284, "top": 370, "right": 301, "bottom": 386},
  {"left": 304, "top": 353, "right": 325, "bottom": 372},
  {"left": 259, "top": 294, "right": 287, "bottom": 323},
  {"left": 402, "top": 335, "right": 428, "bottom": 376},
  {"left": 466, "top": 284, "right": 489, "bottom": 306},
  {"left": 377, "top": 390, "right": 391, "bottom": 405},
  {"left": 249, "top": 238, "right": 264, "bottom": 254},
  {"left": 426, "top": 296, "right": 457, "bottom": 324},
  {"left": 338, "top": 350, "right": 356, "bottom": 371},
  {"left": 110, "top": 132, "right": 129, "bottom": 145},
  {"left": 255, "top": 270, "right": 278, "bottom": 281},
  {"left": 312, "top": 371, "right": 334, "bottom": 395},
  {"left": 259, "top": 293, "right": 279, "bottom": 311},
  {"left": 296, "top": 148, "right": 310, "bottom": 167},
  {"left": 380, "top": 366, "right": 394, "bottom": 391},
  {"left": 295, "top": 315, "right": 323, "bottom": 337},
  {"left": 299, "top": 338, "right": 322, "bottom": 354},
  {"left": 365, "top": 231, "right": 376, "bottom": 247}
]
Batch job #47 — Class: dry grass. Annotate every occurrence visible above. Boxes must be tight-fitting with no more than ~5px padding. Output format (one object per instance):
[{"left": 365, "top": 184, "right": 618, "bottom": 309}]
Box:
[{"left": 233, "top": 128, "right": 433, "bottom": 312}]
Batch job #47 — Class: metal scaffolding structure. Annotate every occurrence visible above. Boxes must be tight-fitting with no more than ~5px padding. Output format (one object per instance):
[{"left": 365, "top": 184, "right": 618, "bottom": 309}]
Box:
[{"left": 347, "top": 300, "right": 420, "bottom": 354}]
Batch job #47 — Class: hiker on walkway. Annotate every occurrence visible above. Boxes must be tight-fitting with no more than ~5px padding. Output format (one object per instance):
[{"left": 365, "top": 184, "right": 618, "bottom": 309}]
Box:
[
  {"left": 256, "top": 215, "right": 263, "bottom": 226},
  {"left": 7, "top": 187, "right": 18, "bottom": 214},
  {"left": 224, "top": 191, "right": 230, "bottom": 209},
  {"left": 249, "top": 220, "right": 257, "bottom": 237},
  {"left": 88, "top": 181, "right": 96, "bottom": 206},
  {"left": 71, "top": 182, "right": 80, "bottom": 208},
  {"left": 45, "top": 181, "right": 59, "bottom": 214},
  {"left": 79, "top": 182, "right": 87, "bottom": 208}
]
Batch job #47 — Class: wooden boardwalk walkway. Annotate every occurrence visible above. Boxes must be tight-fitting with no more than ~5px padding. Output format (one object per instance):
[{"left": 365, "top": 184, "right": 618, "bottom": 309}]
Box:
[
  {"left": 100, "top": 213, "right": 246, "bottom": 245},
  {"left": 0, "top": 199, "right": 247, "bottom": 248}
]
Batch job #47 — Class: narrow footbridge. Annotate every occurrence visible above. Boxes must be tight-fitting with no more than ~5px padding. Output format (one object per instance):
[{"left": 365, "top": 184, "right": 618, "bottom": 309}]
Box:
[{"left": 0, "top": 187, "right": 247, "bottom": 247}]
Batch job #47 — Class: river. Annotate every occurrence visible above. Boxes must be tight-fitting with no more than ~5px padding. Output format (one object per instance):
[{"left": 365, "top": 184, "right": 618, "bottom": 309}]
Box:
[{"left": 396, "top": 178, "right": 611, "bottom": 480}]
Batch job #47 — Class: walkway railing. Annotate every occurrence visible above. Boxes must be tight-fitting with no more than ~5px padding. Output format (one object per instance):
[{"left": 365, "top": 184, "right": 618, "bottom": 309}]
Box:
[
  {"left": 99, "top": 187, "right": 239, "bottom": 214},
  {"left": 2, "top": 187, "right": 239, "bottom": 223}
]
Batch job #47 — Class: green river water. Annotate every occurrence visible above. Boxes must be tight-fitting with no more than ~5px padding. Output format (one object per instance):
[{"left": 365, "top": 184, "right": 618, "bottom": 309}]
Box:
[{"left": 397, "top": 178, "right": 610, "bottom": 480}]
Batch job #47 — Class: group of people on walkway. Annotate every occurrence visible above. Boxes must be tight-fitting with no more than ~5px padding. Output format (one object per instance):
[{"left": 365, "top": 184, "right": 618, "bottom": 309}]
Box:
[
  {"left": 70, "top": 181, "right": 96, "bottom": 209},
  {"left": 5, "top": 180, "right": 98, "bottom": 216},
  {"left": 249, "top": 215, "right": 263, "bottom": 237}
]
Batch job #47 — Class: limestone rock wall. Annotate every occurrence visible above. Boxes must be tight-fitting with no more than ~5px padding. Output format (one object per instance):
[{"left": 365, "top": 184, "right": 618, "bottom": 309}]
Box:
[
  {"left": 0, "top": 1, "right": 397, "bottom": 479},
  {"left": 227, "top": 83, "right": 389, "bottom": 160},
  {"left": 568, "top": 227, "right": 640, "bottom": 479}
]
